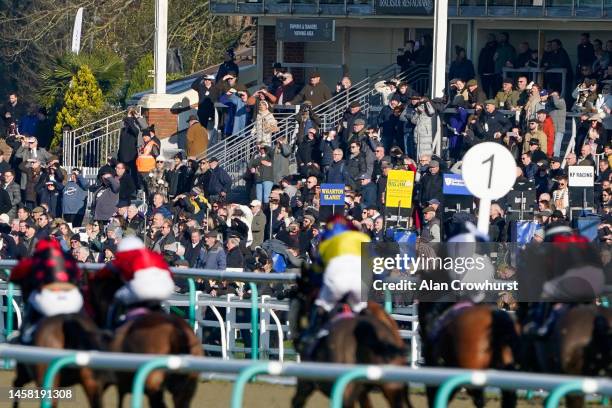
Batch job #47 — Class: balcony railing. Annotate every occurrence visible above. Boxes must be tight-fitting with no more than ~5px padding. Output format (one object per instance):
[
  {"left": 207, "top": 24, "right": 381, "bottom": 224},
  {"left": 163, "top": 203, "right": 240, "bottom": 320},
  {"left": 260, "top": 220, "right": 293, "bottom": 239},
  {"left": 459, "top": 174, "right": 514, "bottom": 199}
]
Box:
[{"left": 210, "top": 0, "right": 612, "bottom": 18}]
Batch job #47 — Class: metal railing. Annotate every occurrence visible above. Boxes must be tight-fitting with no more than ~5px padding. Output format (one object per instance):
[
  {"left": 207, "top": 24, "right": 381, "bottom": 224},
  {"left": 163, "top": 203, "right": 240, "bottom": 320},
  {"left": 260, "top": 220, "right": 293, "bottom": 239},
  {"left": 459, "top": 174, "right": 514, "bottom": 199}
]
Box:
[
  {"left": 63, "top": 107, "right": 138, "bottom": 169},
  {"left": 1, "top": 260, "right": 422, "bottom": 366},
  {"left": 211, "top": 0, "right": 612, "bottom": 18},
  {"left": 2, "top": 344, "right": 612, "bottom": 408},
  {"left": 205, "top": 63, "right": 431, "bottom": 186}
]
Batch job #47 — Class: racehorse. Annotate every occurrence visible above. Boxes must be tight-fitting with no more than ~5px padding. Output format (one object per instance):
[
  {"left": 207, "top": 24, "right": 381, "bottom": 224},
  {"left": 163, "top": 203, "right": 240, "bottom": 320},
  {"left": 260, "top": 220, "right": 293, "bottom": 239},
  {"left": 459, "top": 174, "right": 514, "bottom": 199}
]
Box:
[
  {"left": 85, "top": 271, "right": 203, "bottom": 408},
  {"left": 519, "top": 304, "right": 612, "bottom": 408},
  {"left": 12, "top": 284, "right": 111, "bottom": 408},
  {"left": 287, "top": 270, "right": 413, "bottom": 408},
  {"left": 417, "top": 302, "right": 520, "bottom": 408}
]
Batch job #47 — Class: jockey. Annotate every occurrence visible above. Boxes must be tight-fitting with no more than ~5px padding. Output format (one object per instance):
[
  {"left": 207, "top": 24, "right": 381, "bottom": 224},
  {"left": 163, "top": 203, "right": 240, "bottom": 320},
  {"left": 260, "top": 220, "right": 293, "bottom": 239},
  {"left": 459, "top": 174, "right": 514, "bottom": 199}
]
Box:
[
  {"left": 9, "top": 239, "right": 83, "bottom": 342},
  {"left": 96, "top": 235, "right": 175, "bottom": 326},
  {"left": 299, "top": 215, "right": 370, "bottom": 349},
  {"left": 517, "top": 223, "right": 604, "bottom": 338}
]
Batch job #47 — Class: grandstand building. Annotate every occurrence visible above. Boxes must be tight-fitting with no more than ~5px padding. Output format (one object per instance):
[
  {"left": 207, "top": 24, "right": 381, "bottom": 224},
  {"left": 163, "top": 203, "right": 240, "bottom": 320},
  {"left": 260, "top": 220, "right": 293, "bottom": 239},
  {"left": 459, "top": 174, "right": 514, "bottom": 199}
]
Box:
[{"left": 209, "top": 0, "right": 612, "bottom": 88}]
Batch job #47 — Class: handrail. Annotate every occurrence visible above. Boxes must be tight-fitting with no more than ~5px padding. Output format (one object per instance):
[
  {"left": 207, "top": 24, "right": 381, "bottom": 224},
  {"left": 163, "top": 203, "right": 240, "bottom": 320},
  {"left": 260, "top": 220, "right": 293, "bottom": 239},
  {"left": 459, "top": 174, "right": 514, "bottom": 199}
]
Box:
[
  {"left": 2, "top": 344, "right": 612, "bottom": 408},
  {"left": 201, "top": 62, "right": 431, "bottom": 185}
]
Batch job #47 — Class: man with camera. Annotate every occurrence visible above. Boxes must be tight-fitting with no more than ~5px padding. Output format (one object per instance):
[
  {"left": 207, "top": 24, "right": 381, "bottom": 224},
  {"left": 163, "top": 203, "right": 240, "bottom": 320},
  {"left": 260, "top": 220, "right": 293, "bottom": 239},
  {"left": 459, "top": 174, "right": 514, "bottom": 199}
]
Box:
[
  {"left": 274, "top": 72, "right": 299, "bottom": 104},
  {"left": 15, "top": 136, "right": 51, "bottom": 166}
]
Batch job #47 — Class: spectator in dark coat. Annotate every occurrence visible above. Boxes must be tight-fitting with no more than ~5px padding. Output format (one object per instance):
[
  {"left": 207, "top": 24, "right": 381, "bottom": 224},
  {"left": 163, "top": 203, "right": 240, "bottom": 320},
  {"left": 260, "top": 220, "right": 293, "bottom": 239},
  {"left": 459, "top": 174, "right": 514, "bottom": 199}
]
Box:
[
  {"left": 358, "top": 175, "right": 378, "bottom": 208},
  {"left": 207, "top": 157, "right": 232, "bottom": 201},
  {"left": 197, "top": 230, "right": 227, "bottom": 270},
  {"left": 215, "top": 49, "right": 240, "bottom": 82},
  {"left": 191, "top": 74, "right": 219, "bottom": 127},
  {"left": 117, "top": 108, "right": 140, "bottom": 184},
  {"left": 92, "top": 172, "right": 119, "bottom": 222},
  {"left": 165, "top": 154, "right": 190, "bottom": 200},
  {"left": 225, "top": 236, "right": 244, "bottom": 269},
  {"left": 297, "top": 128, "right": 319, "bottom": 176},
  {"left": 126, "top": 205, "right": 145, "bottom": 237},
  {"left": 38, "top": 180, "right": 63, "bottom": 218},
  {"left": 116, "top": 162, "right": 136, "bottom": 207},
  {"left": 476, "top": 100, "right": 512, "bottom": 141},
  {"left": 346, "top": 142, "right": 367, "bottom": 190},
  {"left": 377, "top": 98, "right": 403, "bottom": 153},
  {"left": 319, "top": 130, "right": 341, "bottom": 170},
  {"left": 325, "top": 149, "right": 352, "bottom": 185},
  {"left": 339, "top": 102, "right": 367, "bottom": 143},
  {"left": 477, "top": 33, "right": 498, "bottom": 97},
  {"left": 0, "top": 188, "right": 12, "bottom": 215},
  {"left": 289, "top": 72, "right": 332, "bottom": 107},
  {"left": 419, "top": 160, "right": 443, "bottom": 205},
  {"left": 466, "top": 80, "right": 487, "bottom": 107},
  {"left": 448, "top": 46, "right": 476, "bottom": 82},
  {"left": 184, "top": 228, "right": 204, "bottom": 267}
]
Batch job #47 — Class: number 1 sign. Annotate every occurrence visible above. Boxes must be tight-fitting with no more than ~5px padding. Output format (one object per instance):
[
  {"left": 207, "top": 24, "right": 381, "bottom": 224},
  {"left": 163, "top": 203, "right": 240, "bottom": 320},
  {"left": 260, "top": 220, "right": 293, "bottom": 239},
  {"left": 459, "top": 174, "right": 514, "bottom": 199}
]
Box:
[{"left": 461, "top": 142, "right": 517, "bottom": 235}]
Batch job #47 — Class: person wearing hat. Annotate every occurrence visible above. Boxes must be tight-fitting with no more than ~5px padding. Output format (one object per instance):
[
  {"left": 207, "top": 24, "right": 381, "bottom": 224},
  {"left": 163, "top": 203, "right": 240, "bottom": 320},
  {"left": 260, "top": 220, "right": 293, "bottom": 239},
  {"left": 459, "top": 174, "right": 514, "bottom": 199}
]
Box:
[
  {"left": 289, "top": 70, "right": 332, "bottom": 107},
  {"left": 215, "top": 48, "right": 240, "bottom": 83},
  {"left": 296, "top": 127, "right": 319, "bottom": 177},
  {"left": 38, "top": 179, "right": 62, "bottom": 218},
  {"left": 207, "top": 157, "right": 232, "bottom": 201},
  {"left": 421, "top": 206, "right": 441, "bottom": 243},
  {"left": 165, "top": 153, "right": 190, "bottom": 201},
  {"left": 14, "top": 135, "right": 52, "bottom": 167},
  {"left": 92, "top": 236, "right": 176, "bottom": 325},
  {"left": 339, "top": 100, "right": 367, "bottom": 142},
  {"left": 494, "top": 77, "right": 519, "bottom": 109},
  {"left": 419, "top": 160, "right": 443, "bottom": 207},
  {"left": 197, "top": 230, "right": 227, "bottom": 270},
  {"left": 466, "top": 79, "right": 486, "bottom": 107},
  {"left": 191, "top": 74, "right": 219, "bottom": 127},
  {"left": 477, "top": 98, "right": 512, "bottom": 141},
  {"left": 357, "top": 173, "right": 377, "bottom": 209},
  {"left": 92, "top": 167, "right": 120, "bottom": 223},
  {"left": 135, "top": 124, "right": 161, "bottom": 176},
  {"left": 272, "top": 71, "right": 300, "bottom": 106},
  {"left": 185, "top": 113, "right": 209, "bottom": 158},
  {"left": 10, "top": 239, "right": 85, "bottom": 339},
  {"left": 523, "top": 118, "right": 548, "bottom": 156}
]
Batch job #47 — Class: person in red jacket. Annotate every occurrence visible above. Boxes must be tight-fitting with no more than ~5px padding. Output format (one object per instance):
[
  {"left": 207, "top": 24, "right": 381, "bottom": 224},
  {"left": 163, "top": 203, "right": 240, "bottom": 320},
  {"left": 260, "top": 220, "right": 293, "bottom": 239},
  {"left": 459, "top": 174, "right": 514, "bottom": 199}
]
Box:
[{"left": 537, "top": 109, "right": 556, "bottom": 158}]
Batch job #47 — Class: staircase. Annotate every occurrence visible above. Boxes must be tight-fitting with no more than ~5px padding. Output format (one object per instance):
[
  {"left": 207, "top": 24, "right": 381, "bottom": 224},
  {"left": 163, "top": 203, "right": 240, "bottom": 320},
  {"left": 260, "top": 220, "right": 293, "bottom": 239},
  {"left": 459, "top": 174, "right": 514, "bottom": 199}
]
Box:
[
  {"left": 63, "top": 65, "right": 431, "bottom": 183},
  {"left": 205, "top": 64, "right": 431, "bottom": 186},
  {"left": 62, "top": 107, "right": 141, "bottom": 169}
]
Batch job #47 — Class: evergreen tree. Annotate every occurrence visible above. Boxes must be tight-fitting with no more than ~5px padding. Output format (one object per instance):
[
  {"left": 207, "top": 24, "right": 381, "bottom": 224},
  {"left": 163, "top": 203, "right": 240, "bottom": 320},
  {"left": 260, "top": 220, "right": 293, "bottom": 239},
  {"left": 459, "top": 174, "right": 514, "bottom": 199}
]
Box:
[
  {"left": 52, "top": 65, "right": 103, "bottom": 148},
  {"left": 125, "top": 53, "right": 154, "bottom": 102}
]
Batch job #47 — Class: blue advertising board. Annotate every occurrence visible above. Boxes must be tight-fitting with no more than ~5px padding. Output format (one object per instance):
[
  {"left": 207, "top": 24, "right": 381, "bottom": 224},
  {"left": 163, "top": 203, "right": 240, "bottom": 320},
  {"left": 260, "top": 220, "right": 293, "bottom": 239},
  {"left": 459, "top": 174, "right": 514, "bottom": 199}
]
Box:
[
  {"left": 320, "top": 183, "right": 345, "bottom": 206},
  {"left": 443, "top": 173, "right": 471, "bottom": 196}
]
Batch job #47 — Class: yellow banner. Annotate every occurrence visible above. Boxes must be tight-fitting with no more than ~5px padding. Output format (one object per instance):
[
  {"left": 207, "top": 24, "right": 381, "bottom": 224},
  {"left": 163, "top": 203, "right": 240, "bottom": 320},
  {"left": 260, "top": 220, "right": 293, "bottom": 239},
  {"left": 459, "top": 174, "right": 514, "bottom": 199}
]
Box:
[{"left": 385, "top": 169, "right": 415, "bottom": 208}]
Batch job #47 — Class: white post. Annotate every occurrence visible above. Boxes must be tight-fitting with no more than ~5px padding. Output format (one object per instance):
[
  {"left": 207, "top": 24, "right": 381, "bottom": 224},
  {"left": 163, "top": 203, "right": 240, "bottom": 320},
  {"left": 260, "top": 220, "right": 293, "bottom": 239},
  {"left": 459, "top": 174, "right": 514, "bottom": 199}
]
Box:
[
  {"left": 431, "top": 0, "right": 448, "bottom": 156},
  {"left": 154, "top": 0, "right": 168, "bottom": 94}
]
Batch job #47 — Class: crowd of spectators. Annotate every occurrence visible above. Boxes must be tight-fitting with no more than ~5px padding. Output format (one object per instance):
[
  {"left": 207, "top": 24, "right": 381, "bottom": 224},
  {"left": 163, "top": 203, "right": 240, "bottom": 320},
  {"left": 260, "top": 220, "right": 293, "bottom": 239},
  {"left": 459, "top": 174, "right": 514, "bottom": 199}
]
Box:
[{"left": 0, "top": 32, "right": 610, "bottom": 302}]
